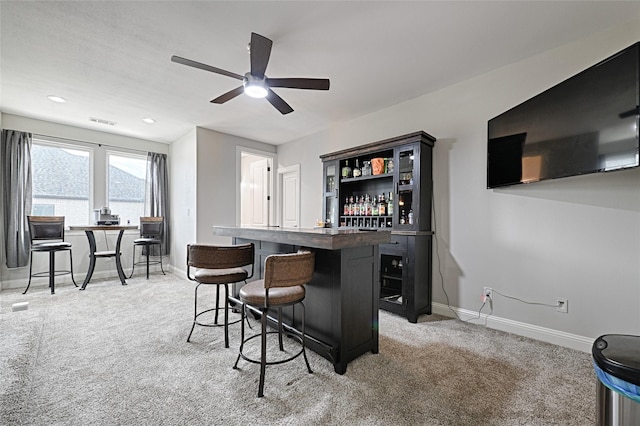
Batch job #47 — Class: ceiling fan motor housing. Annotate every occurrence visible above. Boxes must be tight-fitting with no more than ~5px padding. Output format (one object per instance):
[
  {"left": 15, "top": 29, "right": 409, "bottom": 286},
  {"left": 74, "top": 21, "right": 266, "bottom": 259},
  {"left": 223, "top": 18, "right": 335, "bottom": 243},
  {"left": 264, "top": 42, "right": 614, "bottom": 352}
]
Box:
[{"left": 243, "top": 72, "right": 268, "bottom": 98}]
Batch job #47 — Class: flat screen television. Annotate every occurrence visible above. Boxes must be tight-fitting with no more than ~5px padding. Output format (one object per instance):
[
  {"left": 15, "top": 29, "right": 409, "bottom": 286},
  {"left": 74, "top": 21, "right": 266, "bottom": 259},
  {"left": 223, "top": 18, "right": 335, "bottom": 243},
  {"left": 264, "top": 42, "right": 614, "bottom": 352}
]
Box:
[{"left": 487, "top": 42, "right": 640, "bottom": 189}]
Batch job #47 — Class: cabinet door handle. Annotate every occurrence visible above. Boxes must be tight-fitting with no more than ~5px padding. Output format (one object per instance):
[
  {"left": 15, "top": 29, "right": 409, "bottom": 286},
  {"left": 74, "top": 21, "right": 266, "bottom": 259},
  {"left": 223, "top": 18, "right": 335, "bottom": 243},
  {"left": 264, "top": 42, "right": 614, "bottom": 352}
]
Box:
[
  {"left": 335, "top": 189, "right": 338, "bottom": 198},
  {"left": 395, "top": 182, "right": 399, "bottom": 194}
]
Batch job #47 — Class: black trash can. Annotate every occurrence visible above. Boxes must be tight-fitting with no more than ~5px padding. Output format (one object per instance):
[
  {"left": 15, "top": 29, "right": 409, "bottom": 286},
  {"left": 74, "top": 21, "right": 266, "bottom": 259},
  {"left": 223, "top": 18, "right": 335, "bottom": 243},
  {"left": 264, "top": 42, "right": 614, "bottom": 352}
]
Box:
[{"left": 593, "top": 334, "right": 640, "bottom": 425}]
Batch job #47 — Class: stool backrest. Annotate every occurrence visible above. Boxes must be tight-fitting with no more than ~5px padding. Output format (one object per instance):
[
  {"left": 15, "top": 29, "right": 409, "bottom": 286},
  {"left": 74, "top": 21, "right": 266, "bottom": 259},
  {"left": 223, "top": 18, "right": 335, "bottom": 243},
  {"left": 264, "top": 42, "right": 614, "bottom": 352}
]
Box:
[
  {"left": 263, "top": 251, "right": 315, "bottom": 289},
  {"left": 187, "top": 243, "right": 255, "bottom": 270},
  {"left": 139, "top": 216, "right": 163, "bottom": 238},
  {"left": 27, "top": 216, "right": 65, "bottom": 242}
]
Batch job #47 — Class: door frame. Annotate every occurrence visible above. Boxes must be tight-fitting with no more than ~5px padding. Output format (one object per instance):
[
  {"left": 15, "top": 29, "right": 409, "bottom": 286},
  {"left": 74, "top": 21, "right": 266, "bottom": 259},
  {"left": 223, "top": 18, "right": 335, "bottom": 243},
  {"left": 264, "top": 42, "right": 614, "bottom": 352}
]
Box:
[{"left": 236, "top": 146, "right": 276, "bottom": 227}]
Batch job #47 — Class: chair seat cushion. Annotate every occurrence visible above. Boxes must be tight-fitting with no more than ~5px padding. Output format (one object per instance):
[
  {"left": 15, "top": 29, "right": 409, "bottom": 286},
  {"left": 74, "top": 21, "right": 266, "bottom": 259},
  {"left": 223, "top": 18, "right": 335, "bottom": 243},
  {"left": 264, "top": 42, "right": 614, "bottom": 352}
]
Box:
[
  {"left": 194, "top": 267, "right": 248, "bottom": 284},
  {"left": 32, "top": 242, "right": 72, "bottom": 251},
  {"left": 239, "top": 280, "right": 305, "bottom": 306},
  {"left": 134, "top": 238, "right": 161, "bottom": 244}
]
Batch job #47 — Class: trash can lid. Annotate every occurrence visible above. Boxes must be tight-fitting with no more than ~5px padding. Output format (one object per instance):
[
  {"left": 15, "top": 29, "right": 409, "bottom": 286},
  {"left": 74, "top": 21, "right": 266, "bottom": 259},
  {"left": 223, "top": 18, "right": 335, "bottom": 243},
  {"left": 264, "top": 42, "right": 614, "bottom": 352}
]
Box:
[{"left": 593, "top": 334, "right": 640, "bottom": 387}]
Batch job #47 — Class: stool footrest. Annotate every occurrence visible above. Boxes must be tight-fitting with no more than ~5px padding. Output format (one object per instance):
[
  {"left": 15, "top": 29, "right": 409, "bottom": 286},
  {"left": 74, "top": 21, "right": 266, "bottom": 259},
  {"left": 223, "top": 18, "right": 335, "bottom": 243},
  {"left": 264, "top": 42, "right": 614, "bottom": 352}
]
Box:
[{"left": 236, "top": 330, "right": 305, "bottom": 366}]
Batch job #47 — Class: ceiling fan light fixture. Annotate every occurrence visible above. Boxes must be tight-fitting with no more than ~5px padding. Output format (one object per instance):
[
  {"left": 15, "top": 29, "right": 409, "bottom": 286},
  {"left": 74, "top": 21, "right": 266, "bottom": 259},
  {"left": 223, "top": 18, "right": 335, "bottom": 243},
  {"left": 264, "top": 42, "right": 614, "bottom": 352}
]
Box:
[
  {"left": 243, "top": 73, "right": 268, "bottom": 99},
  {"left": 47, "top": 95, "right": 67, "bottom": 103}
]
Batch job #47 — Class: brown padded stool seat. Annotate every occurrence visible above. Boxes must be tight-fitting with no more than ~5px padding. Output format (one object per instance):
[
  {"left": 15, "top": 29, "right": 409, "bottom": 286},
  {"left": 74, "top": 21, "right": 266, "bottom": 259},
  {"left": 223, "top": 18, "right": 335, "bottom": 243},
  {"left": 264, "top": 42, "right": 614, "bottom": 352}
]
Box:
[
  {"left": 239, "top": 280, "right": 305, "bottom": 305},
  {"left": 195, "top": 267, "right": 248, "bottom": 284}
]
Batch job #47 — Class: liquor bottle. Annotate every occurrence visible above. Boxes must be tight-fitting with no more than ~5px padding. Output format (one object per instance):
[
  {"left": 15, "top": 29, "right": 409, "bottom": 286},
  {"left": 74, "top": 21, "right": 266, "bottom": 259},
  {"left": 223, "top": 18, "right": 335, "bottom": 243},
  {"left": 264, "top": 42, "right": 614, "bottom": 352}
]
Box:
[
  {"left": 352, "top": 159, "right": 362, "bottom": 178},
  {"left": 400, "top": 209, "right": 406, "bottom": 225},
  {"left": 387, "top": 192, "right": 393, "bottom": 216},
  {"left": 408, "top": 209, "right": 414, "bottom": 225},
  {"left": 341, "top": 160, "right": 352, "bottom": 179},
  {"left": 344, "top": 197, "right": 349, "bottom": 216},
  {"left": 371, "top": 196, "right": 378, "bottom": 216},
  {"left": 349, "top": 196, "right": 355, "bottom": 216},
  {"left": 379, "top": 193, "right": 386, "bottom": 216},
  {"left": 359, "top": 196, "right": 366, "bottom": 216}
]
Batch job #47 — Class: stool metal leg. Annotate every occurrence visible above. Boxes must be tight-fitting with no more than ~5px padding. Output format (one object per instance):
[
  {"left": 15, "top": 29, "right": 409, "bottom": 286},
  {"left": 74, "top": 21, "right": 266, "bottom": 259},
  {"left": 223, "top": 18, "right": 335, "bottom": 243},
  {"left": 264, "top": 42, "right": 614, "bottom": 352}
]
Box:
[
  {"left": 23, "top": 252, "right": 35, "bottom": 295},
  {"left": 69, "top": 249, "right": 78, "bottom": 287},
  {"left": 259, "top": 307, "right": 268, "bottom": 397},
  {"left": 233, "top": 303, "right": 247, "bottom": 369},
  {"left": 278, "top": 308, "right": 284, "bottom": 351},
  {"left": 214, "top": 285, "right": 220, "bottom": 325},
  {"left": 129, "top": 245, "right": 137, "bottom": 278},
  {"left": 223, "top": 284, "right": 230, "bottom": 348},
  {"left": 145, "top": 243, "right": 150, "bottom": 279},
  {"left": 49, "top": 250, "right": 55, "bottom": 294},
  {"left": 187, "top": 283, "right": 200, "bottom": 342}
]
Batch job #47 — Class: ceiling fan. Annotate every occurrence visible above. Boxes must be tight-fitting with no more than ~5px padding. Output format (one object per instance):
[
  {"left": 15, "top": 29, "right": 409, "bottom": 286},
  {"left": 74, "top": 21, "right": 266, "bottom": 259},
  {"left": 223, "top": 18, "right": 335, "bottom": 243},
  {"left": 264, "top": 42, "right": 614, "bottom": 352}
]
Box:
[{"left": 171, "top": 32, "right": 330, "bottom": 115}]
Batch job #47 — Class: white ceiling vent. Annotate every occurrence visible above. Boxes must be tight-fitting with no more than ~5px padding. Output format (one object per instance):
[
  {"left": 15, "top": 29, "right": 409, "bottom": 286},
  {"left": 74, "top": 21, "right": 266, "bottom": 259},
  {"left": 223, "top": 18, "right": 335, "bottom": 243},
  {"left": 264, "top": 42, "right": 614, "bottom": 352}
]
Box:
[{"left": 89, "top": 117, "right": 116, "bottom": 126}]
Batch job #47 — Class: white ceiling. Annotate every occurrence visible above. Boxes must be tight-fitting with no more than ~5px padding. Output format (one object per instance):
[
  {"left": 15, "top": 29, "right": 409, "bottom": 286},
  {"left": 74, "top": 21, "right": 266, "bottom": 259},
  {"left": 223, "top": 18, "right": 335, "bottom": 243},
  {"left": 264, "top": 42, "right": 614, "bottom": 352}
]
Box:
[{"left": 1, "top": 1, "right": 639, "bottom": 145}]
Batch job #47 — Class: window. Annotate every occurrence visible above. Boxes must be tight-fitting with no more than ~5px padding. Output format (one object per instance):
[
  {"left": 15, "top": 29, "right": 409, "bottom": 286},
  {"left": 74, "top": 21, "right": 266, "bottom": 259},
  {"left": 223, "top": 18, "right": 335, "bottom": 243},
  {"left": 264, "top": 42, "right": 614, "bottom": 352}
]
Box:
[
  {"left": 107, "top": 152, "right": 146, "bottom": 226},
  {"left": 31, "top": 141, "right": 92, "bottom": 225}
]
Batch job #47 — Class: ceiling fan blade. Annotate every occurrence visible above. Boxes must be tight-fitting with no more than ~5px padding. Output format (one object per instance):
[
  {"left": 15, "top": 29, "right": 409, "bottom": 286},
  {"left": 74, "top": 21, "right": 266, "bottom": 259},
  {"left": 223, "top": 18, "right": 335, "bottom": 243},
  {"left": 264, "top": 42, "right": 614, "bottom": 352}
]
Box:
[
  {"left": 266, "top": 89, "right": 294, "bottom": 115},
  {"left": 171, "top": 55, "right": 244, "bottom": 80},
  {"left": 211, "top": 86, "right": 245, "bottom": 104},
  {"left": 250, "top": 33, "right": 272, "bottom": 79},
  {"left": 266, "top": 78, "right": 330, "bottom": 90}
]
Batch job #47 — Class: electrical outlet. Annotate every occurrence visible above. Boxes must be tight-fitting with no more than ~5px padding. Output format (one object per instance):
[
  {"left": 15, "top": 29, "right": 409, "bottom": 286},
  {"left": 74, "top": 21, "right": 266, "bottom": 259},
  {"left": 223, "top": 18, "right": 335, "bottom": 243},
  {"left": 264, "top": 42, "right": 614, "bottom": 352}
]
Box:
[
  {"left": 483, "top": 287, "right": 493, "bottom": 302},
  {"left": 556, "top": 298, "right": 568, "bottom": 313}
]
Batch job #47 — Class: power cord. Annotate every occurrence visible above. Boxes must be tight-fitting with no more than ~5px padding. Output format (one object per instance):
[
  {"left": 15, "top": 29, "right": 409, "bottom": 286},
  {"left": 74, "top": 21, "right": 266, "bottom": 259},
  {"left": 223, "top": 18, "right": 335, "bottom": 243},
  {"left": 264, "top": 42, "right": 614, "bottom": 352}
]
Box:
[{"left": 490, "top": 288, "right": 558, "bottom": 308}]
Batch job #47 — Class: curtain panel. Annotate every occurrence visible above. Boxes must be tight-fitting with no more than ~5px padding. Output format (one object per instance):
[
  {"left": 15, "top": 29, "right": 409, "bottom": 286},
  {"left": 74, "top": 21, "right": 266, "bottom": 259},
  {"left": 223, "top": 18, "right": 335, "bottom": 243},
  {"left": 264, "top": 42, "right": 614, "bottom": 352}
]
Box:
[
  {"left": 145, "top": 152, "right": 169, "bottom": 255},
  {"left": 2, "top": 130, "right": 33, "bottom": 268}
]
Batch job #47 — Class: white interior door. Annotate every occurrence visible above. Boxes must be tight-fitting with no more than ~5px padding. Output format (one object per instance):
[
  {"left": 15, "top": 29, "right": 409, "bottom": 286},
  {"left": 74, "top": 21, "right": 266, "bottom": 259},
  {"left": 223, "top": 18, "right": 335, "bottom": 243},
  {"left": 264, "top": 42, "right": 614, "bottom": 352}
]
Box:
[
  {"left": 249, "top": 158, "right": 270, "bottom": 226},
  {"left": 279, "top": 165, "right": 300, "bottom": 228}
]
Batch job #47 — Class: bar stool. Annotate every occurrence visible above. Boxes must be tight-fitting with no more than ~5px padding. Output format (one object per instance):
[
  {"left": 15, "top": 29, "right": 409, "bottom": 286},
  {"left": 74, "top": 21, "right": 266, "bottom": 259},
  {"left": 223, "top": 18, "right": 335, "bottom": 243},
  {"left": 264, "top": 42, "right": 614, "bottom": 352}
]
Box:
[
  {"left": 233, "top": 250, "right": 315, "bottom": 397},
  {"left": 186, "top": 243, "right": 254, "bottom": 348},
  {"left": 24, "top": 216, "right": 77, "bottom": 295},
  {"left": 129, "top": 216, "right": 166, "bottom": 279}
]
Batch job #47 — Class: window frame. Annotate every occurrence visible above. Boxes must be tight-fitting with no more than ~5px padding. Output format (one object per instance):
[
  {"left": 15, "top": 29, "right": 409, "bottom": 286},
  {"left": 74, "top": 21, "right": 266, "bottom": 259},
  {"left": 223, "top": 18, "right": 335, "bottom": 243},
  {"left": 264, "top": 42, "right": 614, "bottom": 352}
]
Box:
[
  {"left": 31, "top": 135, "right": 149, "bottom": 226},
  {"left": 31, "top": 137, "right": 94, "bottom": 225}
]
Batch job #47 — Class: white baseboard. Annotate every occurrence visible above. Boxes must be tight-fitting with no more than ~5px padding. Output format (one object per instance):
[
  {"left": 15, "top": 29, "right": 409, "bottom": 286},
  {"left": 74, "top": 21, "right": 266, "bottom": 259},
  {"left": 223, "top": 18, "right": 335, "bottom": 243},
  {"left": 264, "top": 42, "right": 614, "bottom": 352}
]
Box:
[
  {"left": 431, "top": 302, "right": 593, "bottom": 353},
  {"left": 168, "top": 265, "right": 186, "bottom": 278}
]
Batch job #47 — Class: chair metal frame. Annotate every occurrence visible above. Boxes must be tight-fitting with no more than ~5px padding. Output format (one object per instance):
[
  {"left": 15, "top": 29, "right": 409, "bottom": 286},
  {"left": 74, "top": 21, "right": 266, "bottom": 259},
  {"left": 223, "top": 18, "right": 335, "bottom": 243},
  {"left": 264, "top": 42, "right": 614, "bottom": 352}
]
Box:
[
  {"left": 186, "top": 243, "right": 255, "bottom": 348},
  {"left": 24, "top": 215, "right": 77, "bottom": 294},
  {"left": 233, "top": 250, "right": 315, "bottom": 397},
  {"left": 129, "top": 216, "right": 166, "bottom": 279}
]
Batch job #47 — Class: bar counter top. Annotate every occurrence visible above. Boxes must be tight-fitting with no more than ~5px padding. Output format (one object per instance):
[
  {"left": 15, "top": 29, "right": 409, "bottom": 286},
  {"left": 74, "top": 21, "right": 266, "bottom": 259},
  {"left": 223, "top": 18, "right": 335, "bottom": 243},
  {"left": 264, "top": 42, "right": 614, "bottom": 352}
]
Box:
[{"left": 212, "top": 225, "right": 391, "bottom": 251}]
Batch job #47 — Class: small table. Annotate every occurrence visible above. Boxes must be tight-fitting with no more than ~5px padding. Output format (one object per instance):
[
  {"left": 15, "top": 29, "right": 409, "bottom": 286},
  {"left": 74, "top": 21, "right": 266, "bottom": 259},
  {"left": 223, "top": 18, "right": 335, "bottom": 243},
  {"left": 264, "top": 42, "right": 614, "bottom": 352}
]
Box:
[{"left": 69, "top": 225, "right": 138, "bottom": 290}]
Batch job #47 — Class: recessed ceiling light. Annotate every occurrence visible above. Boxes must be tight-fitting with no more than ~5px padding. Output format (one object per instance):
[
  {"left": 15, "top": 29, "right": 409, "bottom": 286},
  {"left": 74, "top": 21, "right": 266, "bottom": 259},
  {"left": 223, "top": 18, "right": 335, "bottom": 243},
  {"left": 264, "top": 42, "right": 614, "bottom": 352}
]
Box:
[
  {"left": 47, "top": 95, "right": 67, "bottom": 103},
  {"left": 142, "top": 117, "right": 156, "bottom": 124}
]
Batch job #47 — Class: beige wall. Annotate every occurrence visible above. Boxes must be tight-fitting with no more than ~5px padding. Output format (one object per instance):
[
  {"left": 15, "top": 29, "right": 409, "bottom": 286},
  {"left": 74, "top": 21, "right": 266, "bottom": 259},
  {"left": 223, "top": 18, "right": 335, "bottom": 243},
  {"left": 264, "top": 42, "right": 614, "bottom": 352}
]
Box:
[
  {"left": 194, "top": 127, "right": 276, "bottom": 244},
  {"left": 167, "top": 127, "right": 276, "bottom": 276},
  {"left": 276, "top": 20, "right": 640, "bottom": 349}
]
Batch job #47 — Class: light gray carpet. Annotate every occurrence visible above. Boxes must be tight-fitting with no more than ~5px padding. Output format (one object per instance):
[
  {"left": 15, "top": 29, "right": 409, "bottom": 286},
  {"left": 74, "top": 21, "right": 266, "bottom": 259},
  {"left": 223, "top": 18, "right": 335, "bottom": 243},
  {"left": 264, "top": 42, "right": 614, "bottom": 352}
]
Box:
[{"left": 0, "top": 274, "right": 595, "bottom": 425}]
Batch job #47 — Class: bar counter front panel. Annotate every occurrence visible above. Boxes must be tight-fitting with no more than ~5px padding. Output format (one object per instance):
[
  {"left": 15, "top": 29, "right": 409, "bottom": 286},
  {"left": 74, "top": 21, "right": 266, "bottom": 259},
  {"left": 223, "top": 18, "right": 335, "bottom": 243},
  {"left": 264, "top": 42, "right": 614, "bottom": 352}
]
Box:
[{"left": 212, "top": 226, "right": 390, "bottom": 374}]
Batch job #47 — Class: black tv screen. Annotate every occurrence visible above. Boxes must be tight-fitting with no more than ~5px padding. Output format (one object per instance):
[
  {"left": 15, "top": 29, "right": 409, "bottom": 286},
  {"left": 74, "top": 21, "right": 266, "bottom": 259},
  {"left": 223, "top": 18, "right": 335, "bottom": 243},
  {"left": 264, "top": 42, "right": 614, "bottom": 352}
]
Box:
[{"left": 487, "top": 42, "right": 640, "bottom": 189}]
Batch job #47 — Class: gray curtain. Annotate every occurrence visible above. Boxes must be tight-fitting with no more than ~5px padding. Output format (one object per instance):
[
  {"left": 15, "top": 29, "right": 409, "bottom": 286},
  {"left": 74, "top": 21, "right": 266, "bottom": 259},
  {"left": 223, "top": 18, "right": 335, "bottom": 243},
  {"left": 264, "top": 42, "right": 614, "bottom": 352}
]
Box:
[
  {"left": 2, "top": 130, "right": 33, "bottom": 268},
  {"left": 144, "top": 152, "right": 169, "bottom": 255}
]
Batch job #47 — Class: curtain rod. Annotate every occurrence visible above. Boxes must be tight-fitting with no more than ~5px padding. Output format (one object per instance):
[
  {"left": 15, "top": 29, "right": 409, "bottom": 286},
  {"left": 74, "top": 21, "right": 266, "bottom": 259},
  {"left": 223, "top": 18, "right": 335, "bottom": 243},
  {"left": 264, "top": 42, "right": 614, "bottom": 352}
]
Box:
[{"left": 33, "top": 133, "right": 150, "bottom": 154}]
